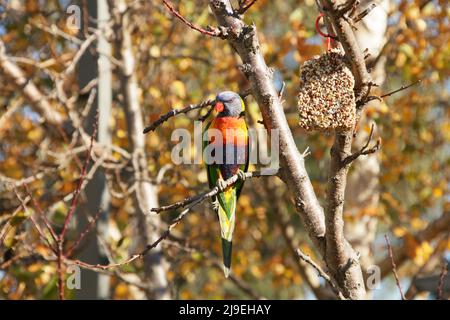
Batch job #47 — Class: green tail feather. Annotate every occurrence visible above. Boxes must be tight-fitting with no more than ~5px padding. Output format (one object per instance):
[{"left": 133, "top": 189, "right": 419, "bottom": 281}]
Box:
[
  {"left": 221, "top": 238, "right": 232, "bottom": 278},
  {"left": 217, "top": 189, "right": 236, "bottom": 278}
]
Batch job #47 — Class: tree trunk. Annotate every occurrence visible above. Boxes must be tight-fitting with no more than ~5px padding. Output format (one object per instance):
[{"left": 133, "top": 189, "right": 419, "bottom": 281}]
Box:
[
  {"left": 75, "top": 0, "right": 112, "bottom": 300},
  {"left": 113, "top": 0, "right": 171, "bottom": 299}
]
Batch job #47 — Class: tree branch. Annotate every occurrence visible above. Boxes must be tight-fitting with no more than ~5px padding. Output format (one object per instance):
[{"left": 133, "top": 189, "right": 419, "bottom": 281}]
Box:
[
  {"left": 0, "top": 40, "right": 64, "bottom": 125},
  {"left": 343, "top": 123, "right": 381, "bottom": 166},
  {"left": 437, "top": 262, "right": 448, "bottom": 300},
  {"left": 296, "top": 249, "right": 346, "bottom": 300},
  {"left": 162, "top": 0, "right": 228, "bottom": 38},
  {"left": 378, "top": 212, "right": 450, "bottom": 278},
  {"left": 143, "top": 98, "right": 215, "bottom": 133},
  {"left": 384, "top": 234, "right": 406, "bottom": 300},
  {"left": 325, "top": 129, "right": 366, "bottom": 299},
  {"left": 318, "top": 0, "right": 372, "bottom": 103},
  {"left": 317, "top": 0, "right": 374, "bottom": 299},
  {"left": 151, "top": 171, "right": 266, "bottom": 214},
  {"left": 237, "top": 0, "right": 258, "bottom": 14}
]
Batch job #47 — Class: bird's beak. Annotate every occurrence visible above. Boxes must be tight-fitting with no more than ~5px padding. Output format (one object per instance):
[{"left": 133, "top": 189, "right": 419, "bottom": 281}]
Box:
[{"left": 214, "top": 101, "right": 224, "bottom": 113}]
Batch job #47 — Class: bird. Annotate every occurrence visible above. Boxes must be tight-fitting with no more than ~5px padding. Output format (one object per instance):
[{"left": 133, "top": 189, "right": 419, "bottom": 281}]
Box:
[{"left": 202, "top": 91, "right": 249, "bottom": 278}]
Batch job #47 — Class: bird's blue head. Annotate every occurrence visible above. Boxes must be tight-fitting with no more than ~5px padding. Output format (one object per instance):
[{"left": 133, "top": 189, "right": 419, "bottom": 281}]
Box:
[{"left": 214, "top": 91, "right": 245, "bottom": 118}]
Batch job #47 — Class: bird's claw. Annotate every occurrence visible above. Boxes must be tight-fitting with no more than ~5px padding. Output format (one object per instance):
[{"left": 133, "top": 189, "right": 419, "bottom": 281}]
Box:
[
  {"left": 237, "top": 169, "right": 247, "bottom": 181},
  {"left": 212, "top": 199, "right": 220, "bottom": 211},
  {"left": 216, "top": 179, "right": 227, "bottom": 192}
]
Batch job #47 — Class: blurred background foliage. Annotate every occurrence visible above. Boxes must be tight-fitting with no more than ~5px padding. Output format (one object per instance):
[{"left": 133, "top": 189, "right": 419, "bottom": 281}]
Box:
[{"left": 0, "top": 0, "right": 448, "bottom": 299}]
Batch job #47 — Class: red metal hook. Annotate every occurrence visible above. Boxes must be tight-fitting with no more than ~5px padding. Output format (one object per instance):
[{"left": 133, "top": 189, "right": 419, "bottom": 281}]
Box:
[{"left": 315, "top": 13, "right": 335, "bottom": 51}]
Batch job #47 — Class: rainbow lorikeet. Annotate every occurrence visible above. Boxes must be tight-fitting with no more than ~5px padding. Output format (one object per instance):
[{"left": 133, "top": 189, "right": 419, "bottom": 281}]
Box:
[{"left": 203, "top": 91, "right": 249, "bottom": 278}]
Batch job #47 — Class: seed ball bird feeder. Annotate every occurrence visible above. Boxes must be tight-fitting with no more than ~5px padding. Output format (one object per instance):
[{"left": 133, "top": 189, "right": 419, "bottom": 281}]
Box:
[{"left": 297, "top": 49, "right": 356, "bottom": 132}]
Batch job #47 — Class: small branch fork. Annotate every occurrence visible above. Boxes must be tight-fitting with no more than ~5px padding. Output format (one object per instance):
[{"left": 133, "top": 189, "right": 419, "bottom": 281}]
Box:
[
  {"left": 343, "top": 123, "right": 381, "bottom": 166},
  {"left": 363, "top": 80, "right": 422, "bottom": 105},
  {"left": 296, "top": 249, "right": 346, "bottom": 300},
  {"left": 385, "top": 234, "right": 406, "bottom": 300},
  {"left": 336, "top": 0, "right": 377, "bottom": 27},
  {"left": 237, "top": 0, "right": 258, "bottom": 14},
  {"left": 143, "top": 98, "right": 215, "bottom": 133},
  {"left": 161, "top": 0, "right": 228, "bottom": 38},
  {"left": 161, "top": 0, "right": 260, "bottom": 38}
]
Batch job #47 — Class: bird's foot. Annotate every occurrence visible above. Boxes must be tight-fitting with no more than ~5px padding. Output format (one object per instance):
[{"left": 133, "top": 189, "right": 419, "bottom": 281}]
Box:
[
  {"left": 237, "top": 169, "right": 247, "bottom": 181},
  {"left": 212, "top": 199, "right": 220, "bottom": 211},
  {"left": 216, "top": 178, "right": 227, "bottom": 192}
]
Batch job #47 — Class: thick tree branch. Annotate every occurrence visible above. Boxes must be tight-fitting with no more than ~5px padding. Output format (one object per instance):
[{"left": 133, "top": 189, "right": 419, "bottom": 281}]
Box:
[
  {"left": 318, "top": 0, "right": 372, "bottom": 104},
  {"left": 0, "top": 40, "right": 64, "bottom": 125},
  {"left": 325, "top": 129, "right": 366, "bottom": 299},
  {"left": 316, "top": 0, "right": 378, "bottom": 300}
]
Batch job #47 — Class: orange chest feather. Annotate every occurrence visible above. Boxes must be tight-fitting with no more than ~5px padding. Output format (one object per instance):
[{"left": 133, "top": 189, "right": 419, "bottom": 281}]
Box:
[{"left": 209, "top": 117, "right": 248, "bottom": 145}]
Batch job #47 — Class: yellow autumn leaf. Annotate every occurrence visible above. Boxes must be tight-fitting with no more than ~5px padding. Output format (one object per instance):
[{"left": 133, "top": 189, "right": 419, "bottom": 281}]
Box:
[
  {"left": 432, "top": 187, "right": 443, "bottom": 198},
  {"left": 251, "top": 265, "right": 263, "bottom": 278},
  {"left": 393, "top": 226, "right": 408, "bottom": 237},
  {"left": 411, "top": 217, "right": 427, "bottom": 230},
  {"left": 27, "top": 127, "right": 42, "bottom": 141},
  {"left": 116, "top": 129, "right": 126, "bottom": 139},
  {"left": 114, "top": 283, "right": 130, "bottom": 299},
  {"left": 170, "top": 80, "right": 186, "bottom": 99},
  {"left": 413, "top": 241, "right": 433, "bottom": 266}
]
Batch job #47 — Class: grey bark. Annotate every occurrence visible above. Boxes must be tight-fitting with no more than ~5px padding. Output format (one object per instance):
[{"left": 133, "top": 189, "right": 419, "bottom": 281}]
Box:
[
  {"left": 113, "top": 0, "right": 171, "bottom": 299},
  {"left": 0, "top": 42, "right": 64, "bottom": 125},
  {"left": 75, "top": 0, "right": 111, "bottom": 300}
]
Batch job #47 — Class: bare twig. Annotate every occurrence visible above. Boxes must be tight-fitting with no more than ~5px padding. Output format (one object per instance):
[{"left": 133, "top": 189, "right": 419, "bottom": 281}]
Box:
[
  {"left": 379, "top": 212, "right": 450, "bottom": 278},
  {"left": 143, "top": 98, "right": 215, "bottom": 133},
  {"left": 343, "top": 123, "right": 381, "bottom": 165},
  {"left": 296, "top": 249, "right": 346, "bottom": 300},
  {"left": 59, "top": 111, "right": 98, "bottom": 242},
  {"left": 364, "top": 80, "right": 422, "bottom": 105},
  {"left": 238, "top": 0, "right": 258, "bottom": 14},
  {"left": 437, "top": 262, "right": 448, "bottom": 300},
  {"left": 162, "top": 0, "right": 228, "bottom": 38},
  {"left": 385, "top": 234, "right": 406, "bottom": 300},
  {"left": 151, "top": 171, "right": 267, "bottom": 214},
  {"left": 0, "top": 40, "right": 64, "bottom": 125},
  {"left": 381, "top": 80, "right": 422, "bottom": 99},
  {"left": 23, "top": 184, "right": 59, "bottom": 246},
  {"left": 353, "top": 3, "right": 377, "bottom": 23},
  {"left": 11, "top": 189, "right": 57, "bottom": 254},
  {"left": 67, "top": 205, "right": 190, "bottom": 271},
  {"left": 77, "top": 171, "right": 270, "bottom": 274},
  {"left": 65, "top": 209, "right": 102, "bottom": 258}
]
